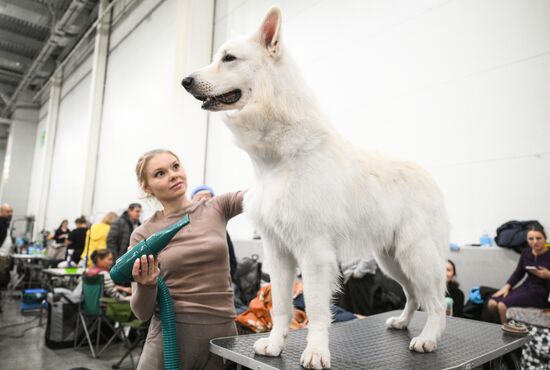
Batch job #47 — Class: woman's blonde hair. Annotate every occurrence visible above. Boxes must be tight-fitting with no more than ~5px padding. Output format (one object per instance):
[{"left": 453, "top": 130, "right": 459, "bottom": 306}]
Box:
[
  {"left": 135, "top": 149, "right": 181, "bottom": 195},
  {"left": 102, "top": 211, "right": 118, "bottom": 225}
]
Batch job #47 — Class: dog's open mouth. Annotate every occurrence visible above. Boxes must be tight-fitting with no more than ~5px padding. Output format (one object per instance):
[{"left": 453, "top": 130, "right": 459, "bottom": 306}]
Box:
[{"left": 194, "top": 89, "right": 242, "bottom": 110}]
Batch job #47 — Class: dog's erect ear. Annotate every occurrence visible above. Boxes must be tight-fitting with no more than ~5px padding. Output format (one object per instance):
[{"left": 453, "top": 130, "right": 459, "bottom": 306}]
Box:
[{"left": 256, "top": 6, "right": 282, "bottom": 58}]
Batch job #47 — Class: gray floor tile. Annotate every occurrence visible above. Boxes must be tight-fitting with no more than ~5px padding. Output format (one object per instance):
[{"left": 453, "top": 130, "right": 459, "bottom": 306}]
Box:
[{"left": 1, "top": 291, "right": 140, "bottom": 370}]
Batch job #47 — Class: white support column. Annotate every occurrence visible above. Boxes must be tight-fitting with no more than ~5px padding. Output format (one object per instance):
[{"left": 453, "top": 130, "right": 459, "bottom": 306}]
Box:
[
  {"left": 82, "top": 0, "right": 111, "bottom": 217},
  {"left": 35, "top": 69, "right": 62, "bottom": 233},
  {"left": 169, "top": 0, "right": 215, "bottom": 185},
  {"left": 0, "top": 93, "right": 39, "bottom": 220}
]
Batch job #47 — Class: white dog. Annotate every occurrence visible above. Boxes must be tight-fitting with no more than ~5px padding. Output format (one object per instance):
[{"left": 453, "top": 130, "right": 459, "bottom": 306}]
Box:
[{"left": 183, "top": 6, "right": 449, "bottom": 369}]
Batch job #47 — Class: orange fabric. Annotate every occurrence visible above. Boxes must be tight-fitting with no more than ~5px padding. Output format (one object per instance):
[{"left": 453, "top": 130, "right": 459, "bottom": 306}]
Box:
[{"left": 235, "top": 282, "right": 309, "bottom": 333}]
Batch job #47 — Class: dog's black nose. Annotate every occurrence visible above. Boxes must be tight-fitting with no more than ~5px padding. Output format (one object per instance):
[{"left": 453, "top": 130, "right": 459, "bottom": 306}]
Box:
[{"left": 181, "top": 77, "right": 194, "bottom": 89}]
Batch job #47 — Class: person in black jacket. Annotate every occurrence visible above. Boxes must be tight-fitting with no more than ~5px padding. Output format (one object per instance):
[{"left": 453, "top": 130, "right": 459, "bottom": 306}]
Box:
[
  {"left": 67, "top": 216, "right": 88, "bottom": 265},
  {"left": 0, "top": 203, "right": 13, "bottom": 248},
  {"left": 446, "top": 259, "right": 465, "bottom": 317},
  {"left": 107, "top": 203, "right": 142, "bottom": 260},
  {"left": 0, "top": 203, "right": 13, "bottom": 312}
]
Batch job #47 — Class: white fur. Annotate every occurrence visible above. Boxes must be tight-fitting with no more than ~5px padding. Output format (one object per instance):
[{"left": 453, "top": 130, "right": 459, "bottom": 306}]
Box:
[{"left": 184, "top": 6, "right": 449, "bottom": 369}]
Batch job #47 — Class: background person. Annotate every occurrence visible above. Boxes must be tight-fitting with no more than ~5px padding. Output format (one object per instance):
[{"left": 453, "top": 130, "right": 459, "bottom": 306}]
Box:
[
  {"left": 86, "top": 249, "right": 131, "bottom": 301},
  {"left": 0, "top": 203, "right": 14, "bottom": 254},
  {"left": 107, "top": 203, "right": 142, "bottom": 260},
  {"left": 445, "top": 259, "right": 465, "bottom": 317},
  {"left": 67, "top": 216, "right": 88, "bottom": 265},
  {"left": 81, "top": 212, "right": 118, "bottom": 267},
  {"left": 47, "top": 219, "right": 70, "bottom": 261},
  {"left": 488, "top": 225, "right": 550, "bottom": 323},
  {"left": 190, "top": 185, "right": 238, "bottom": 282}
]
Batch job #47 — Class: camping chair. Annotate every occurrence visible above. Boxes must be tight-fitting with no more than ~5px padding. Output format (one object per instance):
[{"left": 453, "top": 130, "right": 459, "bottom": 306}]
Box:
[
  {"left": 101, "top": 297, "right": 146, "bottom": 369},
  {"left": 112, "top": 322, "right": 148, "bottom": 370},
  {"left": 73, "top": 274, "right": 116, "bottom": 358}
]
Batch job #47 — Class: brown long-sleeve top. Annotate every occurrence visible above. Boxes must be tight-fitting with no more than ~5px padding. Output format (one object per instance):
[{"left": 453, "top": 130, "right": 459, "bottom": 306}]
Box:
[{"left": 130, "top": 191, "right": 244, "bottom": 323}]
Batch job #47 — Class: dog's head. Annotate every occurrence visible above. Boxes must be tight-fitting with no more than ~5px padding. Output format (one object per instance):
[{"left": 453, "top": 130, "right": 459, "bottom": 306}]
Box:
[{"left": 182, "top": 6, "right": 283, "bottom": 112}]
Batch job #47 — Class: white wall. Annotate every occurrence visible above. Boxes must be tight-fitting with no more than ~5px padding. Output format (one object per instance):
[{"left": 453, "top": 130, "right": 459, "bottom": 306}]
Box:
[
  {"left": 207, "top": 0, "right": 550, "bottom": 243},
  {"left": 0, "top": 107, "right": 38, "bottom": 219},
  {"left": 45, "top": 59, "right": 92, "bottom": 230}
]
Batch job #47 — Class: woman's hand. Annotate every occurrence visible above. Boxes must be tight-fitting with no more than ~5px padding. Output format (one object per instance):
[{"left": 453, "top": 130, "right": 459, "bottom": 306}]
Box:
[
  {"left": 492, "top": 284, "right": 511, "bottom": 298},
  {"left": 531, "top": 266, "right": 550, "bottom": 279},
  {"left": 132, "top": 254, "right": 159, "bottom": 286}
]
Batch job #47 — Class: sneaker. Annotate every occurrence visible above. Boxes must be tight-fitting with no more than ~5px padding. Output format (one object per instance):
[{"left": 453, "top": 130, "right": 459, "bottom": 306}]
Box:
[{"left": 501, "top": 320, "right": 529, "bottom": 335}]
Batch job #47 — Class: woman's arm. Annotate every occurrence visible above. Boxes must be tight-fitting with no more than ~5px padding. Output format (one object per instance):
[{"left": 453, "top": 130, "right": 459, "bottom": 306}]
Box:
[
  {"left": 101, "top": 271, "right": 125, "bottom": 300},
  {"left": 505, "top": 251, "right": 527, "bottom": 288},
  {"left": 115, "top": 285, "right": 132, "bottom": 294},
  {"left": 531, "top": 266, "right": 550, "bottom": 279},
  {"left": 216, "top": 190, "right": 245, "bottom": 220},
  {"left": 492, "top": 283, "right": 512, "bottom": 298}
]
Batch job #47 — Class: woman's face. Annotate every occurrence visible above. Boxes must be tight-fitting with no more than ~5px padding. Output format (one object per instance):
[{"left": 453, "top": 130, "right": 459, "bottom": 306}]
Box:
[
  {"left": 97, "top": 254, "right": 114, "bottom": 270},
  {"left": 446, "top": 261, "right": 455, "bottom": 282},
  {"left": 62, "top": 221, "right": 68, "bottom": 229},
  {"left": 527, "top": 230, "right": 546, "bottom": 254},
  {"left": 144, "top": 153, "right": 188, "bottom": 203}
]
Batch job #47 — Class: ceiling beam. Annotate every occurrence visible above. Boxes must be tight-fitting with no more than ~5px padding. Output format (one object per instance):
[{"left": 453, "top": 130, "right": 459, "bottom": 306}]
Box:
[
  {"left": 0, "top": 29, "right": 44, "bottom": 52},
  {"left": 0, "top": 49, "right": 34, "bottom": 72},
  {"left": 0, "top": 0, "right": 52, "bottom": 29},
  {"left": 0, "top": 81, "right": 15, "bottom": 94},
  {"left": 0, "top": 68, "right": 21, "bottom": 84}
]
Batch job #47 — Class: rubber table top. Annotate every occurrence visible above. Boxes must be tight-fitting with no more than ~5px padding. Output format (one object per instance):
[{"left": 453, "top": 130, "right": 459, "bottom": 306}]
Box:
[{"left": 210, "top": 310, "right": 529, "bottom": 370}]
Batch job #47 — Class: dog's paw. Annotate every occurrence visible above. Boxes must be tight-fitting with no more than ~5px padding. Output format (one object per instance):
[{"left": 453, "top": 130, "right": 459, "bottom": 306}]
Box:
[
  {"left": 300, "top": 345, "right": 331, "bottom": 369},
  {"left": 253, "top": 337, "right": 284, "bottom": 357},
  {"left": 409, "top": 336, "right": 437, "bottom": 352},
  {"left": 385, "top": 316, "right": 408, "bottom": 329}
]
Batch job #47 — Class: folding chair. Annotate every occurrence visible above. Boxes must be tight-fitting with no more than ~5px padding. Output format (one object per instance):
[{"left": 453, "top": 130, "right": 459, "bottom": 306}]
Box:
[
  {"left": 101, "top": 297, "right": 145, "bottom": 369},
  {"left": 112, "top": 322, "right": 148, "bottom": 370},
  {"left": 73, "top": 274, "right": 116, "bottom": 358}
]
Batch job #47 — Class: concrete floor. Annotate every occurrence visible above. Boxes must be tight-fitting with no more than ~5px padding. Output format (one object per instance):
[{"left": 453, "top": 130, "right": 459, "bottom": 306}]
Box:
[{"left": 0, "top": 290, "right": 139, "bottom": 370}]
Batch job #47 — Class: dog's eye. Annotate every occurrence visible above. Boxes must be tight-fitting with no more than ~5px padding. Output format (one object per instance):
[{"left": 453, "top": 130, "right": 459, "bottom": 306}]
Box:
[{"left": 222, "top": 54, "right": 237, "bottom": 63}]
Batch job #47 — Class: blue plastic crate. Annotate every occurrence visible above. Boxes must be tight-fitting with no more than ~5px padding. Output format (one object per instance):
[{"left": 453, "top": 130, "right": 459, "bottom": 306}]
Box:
[{"left": 20, "top": 288, "right": 47, "bottom": 312}]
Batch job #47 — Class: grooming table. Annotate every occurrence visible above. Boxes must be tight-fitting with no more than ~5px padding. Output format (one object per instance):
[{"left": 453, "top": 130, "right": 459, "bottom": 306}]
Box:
[{"left": 210, "top": 311, "right": 529, "bottom": 370}]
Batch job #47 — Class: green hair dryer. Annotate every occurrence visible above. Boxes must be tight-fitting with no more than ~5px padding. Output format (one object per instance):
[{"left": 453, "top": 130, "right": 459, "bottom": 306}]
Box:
[{"left": 110, "top": 214, "right": 190, "bottom": 370}]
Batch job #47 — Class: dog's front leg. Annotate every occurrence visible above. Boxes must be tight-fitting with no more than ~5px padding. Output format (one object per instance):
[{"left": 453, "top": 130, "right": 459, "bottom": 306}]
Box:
[
  {"left": 298, "top": 245, "right": 338, "bottom": 369},
  {"left": 253, "top": 240, "right": 296, "bottom": 357}
]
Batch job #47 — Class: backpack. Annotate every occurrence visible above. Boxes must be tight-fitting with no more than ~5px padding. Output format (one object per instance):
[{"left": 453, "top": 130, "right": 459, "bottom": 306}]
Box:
[
  {"left": 234, "top": 254, "right": 262, "bottom": 306},
  {"left": 494, "top": 220, "right": 544, "bottom": 253}
]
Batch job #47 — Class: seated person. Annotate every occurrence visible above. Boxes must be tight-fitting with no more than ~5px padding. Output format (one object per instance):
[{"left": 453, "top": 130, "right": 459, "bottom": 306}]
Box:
[
  {"left": 488, "top": 225, "right": 550, "bottom": 323},
  {"left": 86, "top": 249, "right": 131, "bottom": 301},
  {"left": 445, "top": 259, "right": 464, "bottom": 317}
]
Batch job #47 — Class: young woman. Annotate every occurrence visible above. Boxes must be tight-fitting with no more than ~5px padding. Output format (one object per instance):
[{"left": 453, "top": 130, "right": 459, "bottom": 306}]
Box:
[
  {"left": 445, "top": 259, "right": 464, "bottom": 317},
  {"left": 129, "top": 149, "right": 244, "bottom": 370},
  {"left": 87, "top": 249, "right": 131, "bottom": 301},
  {"left": 48, "top": 219, "right": 71, "bottom": 260},
  {"left": 81, "top": 211, "right": 118, "bottom": 267},
  {"left": 52, "top": 219, "right": 70, "bottom": 245},
  {"left": 488, "top": 225, "right": 550, "bottom": 323}
]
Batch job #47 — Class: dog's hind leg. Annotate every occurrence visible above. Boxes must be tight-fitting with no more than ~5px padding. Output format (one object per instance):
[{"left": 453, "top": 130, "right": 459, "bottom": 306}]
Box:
[
  {"left": 297, "top": 240, "right": 338, "bottom": 369},
  {"left": 395, "top": 239, "right": 446, "bottom": 352},
  {"left": 253, "top": 239, "right": 297, "bottom": 357},
  {"left": 374, "top": 252, "right": 418, "bottom": 330}
]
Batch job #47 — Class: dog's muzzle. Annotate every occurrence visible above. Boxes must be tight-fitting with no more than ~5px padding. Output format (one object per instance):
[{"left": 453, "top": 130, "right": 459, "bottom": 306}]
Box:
[{"left": 181, "top": 76, "right": 242, "bottom": 110}]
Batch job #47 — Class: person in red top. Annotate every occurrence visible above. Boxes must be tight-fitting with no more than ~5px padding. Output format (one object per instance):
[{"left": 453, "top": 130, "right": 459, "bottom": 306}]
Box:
[{"left": 129, "top": 149, "right": 244, "bottom": 370}]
